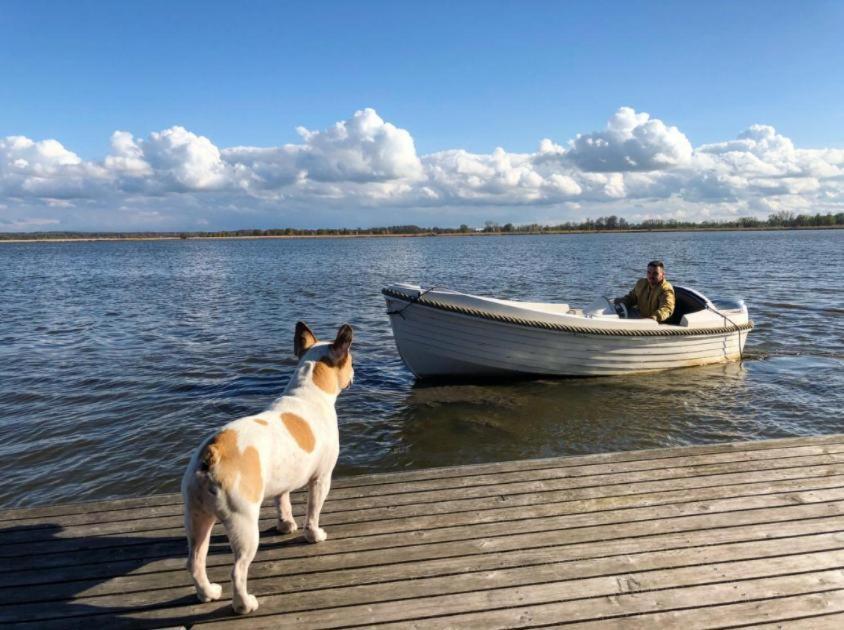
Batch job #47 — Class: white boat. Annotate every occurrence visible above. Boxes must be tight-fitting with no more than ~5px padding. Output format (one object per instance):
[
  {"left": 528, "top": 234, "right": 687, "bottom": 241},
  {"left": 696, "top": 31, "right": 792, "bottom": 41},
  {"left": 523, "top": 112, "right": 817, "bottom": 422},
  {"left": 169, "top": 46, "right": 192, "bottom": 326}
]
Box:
[{"left": 383, "top": 283, "right": 753, "bottom": 378}]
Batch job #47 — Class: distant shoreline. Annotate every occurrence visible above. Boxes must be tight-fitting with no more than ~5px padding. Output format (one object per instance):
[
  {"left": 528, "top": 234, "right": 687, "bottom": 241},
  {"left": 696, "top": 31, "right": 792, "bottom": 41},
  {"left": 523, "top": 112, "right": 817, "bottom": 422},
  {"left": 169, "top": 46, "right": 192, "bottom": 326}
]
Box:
[{"left": 0, "top": 224, "right": 842, "bottom": 244}]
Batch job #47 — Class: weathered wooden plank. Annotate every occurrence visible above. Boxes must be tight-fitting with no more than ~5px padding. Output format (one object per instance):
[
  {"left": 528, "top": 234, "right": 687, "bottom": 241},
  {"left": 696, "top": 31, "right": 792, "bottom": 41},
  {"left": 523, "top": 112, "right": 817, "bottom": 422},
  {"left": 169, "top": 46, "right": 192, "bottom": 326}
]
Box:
[
  {"left": 3, "top": 440, "right": 840, "bottom": 543},
  {"left": 5, "top": 489, "right": 843, "bottom": 580},
  {"left": 2, "top": 436, "right": 844, "bottom": 629},
  {"left": 4, "top": 502, "right": 842, "bottom": 601},
  {"left": 745, "top": 609, "right": 844, "bottom": 630},
  {"left": 377, "top": 589, "right": 844, "bottom": 630},
  {"left": 562, "top": 591, "right": 844, "bottom": 629},
  {"left": 3, "top": 473, "right": 844, "bottom": 592},
  {"left": 5, "top": 440, "right": 838, "bottom": 533},
  {"left": 6, "top": 539, "right": 844, "bottom": 625},
  {"left": 3, "top": 434, "right": 842, "bottom": 522},
  {"left": 3, "top": 472, "right": 844, "bottom": 564},
  {"left": 6, "top": 443, "right": 844, "bottom": 539},
  {"left": 4, "top": 452, "right": 843, "bottom": 549},
  {"left": 184, "top": 559, "right": 844, "bottom": 628},
  {"left": 6, "top": 520, "right": 842, "bottom": 614}
]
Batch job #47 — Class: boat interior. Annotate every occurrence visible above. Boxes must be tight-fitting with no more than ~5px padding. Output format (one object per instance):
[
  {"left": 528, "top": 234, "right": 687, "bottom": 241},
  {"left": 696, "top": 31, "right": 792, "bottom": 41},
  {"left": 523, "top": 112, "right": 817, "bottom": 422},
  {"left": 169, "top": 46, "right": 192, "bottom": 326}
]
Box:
[
  {"left": 489, "top": 286, "right": 711, "bottom": 324},
  {"left": 386, "top": 283, "right": 745, "bottom": 330},
  {"left": 664, "top": 286, "right": 709, "bottom": 325}
]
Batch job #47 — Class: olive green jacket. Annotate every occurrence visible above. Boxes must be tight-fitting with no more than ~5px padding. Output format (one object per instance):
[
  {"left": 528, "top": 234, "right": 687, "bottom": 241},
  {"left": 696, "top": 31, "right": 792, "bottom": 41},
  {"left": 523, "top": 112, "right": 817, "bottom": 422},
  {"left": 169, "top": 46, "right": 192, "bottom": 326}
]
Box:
[{"left": 619, "top": 278, "right": 676, "bottom": 323}]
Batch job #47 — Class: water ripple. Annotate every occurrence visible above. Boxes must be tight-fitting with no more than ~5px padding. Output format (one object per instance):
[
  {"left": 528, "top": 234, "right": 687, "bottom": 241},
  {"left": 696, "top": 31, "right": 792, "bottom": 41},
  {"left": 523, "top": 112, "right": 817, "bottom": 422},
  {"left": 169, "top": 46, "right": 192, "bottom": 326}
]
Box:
[{"left": 0, "top": 230, "right": 842, "bottom": 508}]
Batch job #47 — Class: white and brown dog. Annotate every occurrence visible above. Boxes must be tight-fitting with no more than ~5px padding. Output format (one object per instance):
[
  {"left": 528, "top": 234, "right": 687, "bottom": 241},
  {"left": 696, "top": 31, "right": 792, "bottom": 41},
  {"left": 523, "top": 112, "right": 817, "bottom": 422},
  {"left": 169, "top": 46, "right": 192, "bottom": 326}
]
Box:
[{"left": 181, "top": 321, "right": 353, "bottom": 614}]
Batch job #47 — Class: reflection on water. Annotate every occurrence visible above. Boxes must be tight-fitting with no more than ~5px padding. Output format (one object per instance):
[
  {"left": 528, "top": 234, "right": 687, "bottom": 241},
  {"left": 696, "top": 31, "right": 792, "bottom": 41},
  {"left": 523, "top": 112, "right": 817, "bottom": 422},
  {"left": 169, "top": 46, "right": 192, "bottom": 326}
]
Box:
[
  {"left": 0, "top": 230, "right": 842, "bottom": 507},
  {"left": 366, "top": 363, "right": 751, "bottom": 472}
]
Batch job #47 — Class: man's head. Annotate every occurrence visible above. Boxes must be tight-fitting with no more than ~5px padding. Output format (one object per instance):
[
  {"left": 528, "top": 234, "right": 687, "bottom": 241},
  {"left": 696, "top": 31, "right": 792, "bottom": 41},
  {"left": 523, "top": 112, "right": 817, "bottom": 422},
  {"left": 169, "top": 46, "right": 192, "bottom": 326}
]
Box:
[{"left": 646, "top": 260, "right": 665, "bottom": 287}]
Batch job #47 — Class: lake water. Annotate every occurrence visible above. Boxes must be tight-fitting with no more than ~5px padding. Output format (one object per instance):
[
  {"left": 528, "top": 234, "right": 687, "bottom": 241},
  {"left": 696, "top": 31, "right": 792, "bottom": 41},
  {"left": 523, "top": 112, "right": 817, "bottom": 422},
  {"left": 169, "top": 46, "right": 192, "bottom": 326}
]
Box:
[{"left": 1, "top": 230, "right": 842, "bottom": 508}]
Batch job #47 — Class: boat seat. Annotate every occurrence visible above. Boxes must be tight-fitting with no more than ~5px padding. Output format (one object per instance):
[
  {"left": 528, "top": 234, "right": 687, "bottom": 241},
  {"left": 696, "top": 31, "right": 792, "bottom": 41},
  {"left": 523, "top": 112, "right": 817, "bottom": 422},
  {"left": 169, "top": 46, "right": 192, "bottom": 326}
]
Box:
[
  {"left": 517, "top": 302, "right": 570, "bottom": 315},
  {"left": 665, "top": 286, "right": 708, "bottom": 326},
  {"left": 489, "top": 298, "right": 570, "bottom": 315}
]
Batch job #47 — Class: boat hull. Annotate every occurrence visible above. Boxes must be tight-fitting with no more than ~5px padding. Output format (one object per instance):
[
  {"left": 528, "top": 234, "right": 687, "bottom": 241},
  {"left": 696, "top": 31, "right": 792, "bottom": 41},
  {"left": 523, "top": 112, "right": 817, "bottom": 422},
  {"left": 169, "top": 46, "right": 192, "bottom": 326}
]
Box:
[{"left": 385, "top": 294, "right": 749, "bottom": 378}]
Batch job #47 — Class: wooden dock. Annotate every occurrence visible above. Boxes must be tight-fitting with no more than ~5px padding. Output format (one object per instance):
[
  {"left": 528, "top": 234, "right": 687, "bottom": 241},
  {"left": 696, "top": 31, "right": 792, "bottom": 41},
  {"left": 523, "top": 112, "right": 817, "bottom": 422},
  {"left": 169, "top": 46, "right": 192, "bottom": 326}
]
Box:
[{"left": 2, "top": 434, "right": 844, "bottom": 628}]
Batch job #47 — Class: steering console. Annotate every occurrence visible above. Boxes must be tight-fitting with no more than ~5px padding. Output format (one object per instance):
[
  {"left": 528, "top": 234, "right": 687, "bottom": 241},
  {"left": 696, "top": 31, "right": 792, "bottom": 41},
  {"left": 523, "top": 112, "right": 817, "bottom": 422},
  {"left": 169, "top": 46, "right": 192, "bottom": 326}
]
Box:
[{"left": 608, "top": 298, "right": 628, "bottom": 319}]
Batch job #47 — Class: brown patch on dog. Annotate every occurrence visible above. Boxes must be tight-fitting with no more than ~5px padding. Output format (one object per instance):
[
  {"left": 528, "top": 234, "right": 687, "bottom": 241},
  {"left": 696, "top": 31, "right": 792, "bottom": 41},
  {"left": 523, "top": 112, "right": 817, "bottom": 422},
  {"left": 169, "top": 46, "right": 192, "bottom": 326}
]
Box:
[
  {"left": 254, "top": 418, "right": 268, "bottom": 426},
  {"left": 312, "top": 360, "right": 338, "bottom": 394},
  {"left": 202, "top": 429, "right": 263, "bottom": 502},
  {"left": 237, "top": 445, "right": 262, "bottom": 502},
  {"left": 313, "top": 351, "right": 353, "bottom": 394},
  {"left": 281, "top": 412, "right": 315, "bottom": 452},
  {"left": 313, "top": 323, "right": 353, "bottom": 393}
]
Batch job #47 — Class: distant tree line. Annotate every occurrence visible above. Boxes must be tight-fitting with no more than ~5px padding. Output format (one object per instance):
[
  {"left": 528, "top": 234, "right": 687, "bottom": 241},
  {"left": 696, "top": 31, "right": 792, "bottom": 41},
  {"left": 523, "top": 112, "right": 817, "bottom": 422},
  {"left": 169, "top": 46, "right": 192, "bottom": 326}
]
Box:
[
  {"left": 1, "top": 211, "right": 842, "bottom": 241},
  {"left": 479, "top": 211, "right": 844, "bottom": 233}
]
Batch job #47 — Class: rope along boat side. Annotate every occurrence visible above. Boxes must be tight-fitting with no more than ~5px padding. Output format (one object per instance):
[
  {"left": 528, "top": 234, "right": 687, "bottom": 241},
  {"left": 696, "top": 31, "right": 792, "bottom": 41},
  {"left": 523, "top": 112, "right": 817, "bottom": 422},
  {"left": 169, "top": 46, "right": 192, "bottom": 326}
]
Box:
[{"left": 383, "top": 283, "right": 752, "bottom": 377}]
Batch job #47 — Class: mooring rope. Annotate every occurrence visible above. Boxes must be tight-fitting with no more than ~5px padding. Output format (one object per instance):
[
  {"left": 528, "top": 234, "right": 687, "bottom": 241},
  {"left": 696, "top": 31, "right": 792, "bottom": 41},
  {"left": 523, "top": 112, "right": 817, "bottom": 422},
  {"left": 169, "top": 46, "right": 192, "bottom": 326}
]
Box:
[
  {"left": 382, "top": 286, "right": 754, "bottom": 338},
  {"left": 386, "top": 286, "right": 438, "bottom": 319},
  {"left": 705, "top": 303, "right": 747, "bottom": 363}
]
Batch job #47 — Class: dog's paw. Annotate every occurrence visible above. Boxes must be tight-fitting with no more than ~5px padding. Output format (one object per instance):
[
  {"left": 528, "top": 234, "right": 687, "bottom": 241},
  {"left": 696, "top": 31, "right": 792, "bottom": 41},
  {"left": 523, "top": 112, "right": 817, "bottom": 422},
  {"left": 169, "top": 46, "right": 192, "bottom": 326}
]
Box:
[
  {"left": 197, "top": 582, "right": 222, "bottom": 602},
  {"left": 233, "top": 593, "right": 259, "bottom": 615},
  {"left": 277, "top": 518, "right": 298, "bottom": 534},
  {"left": 304, "top": 526, "right": 327, "bottom": 543}
]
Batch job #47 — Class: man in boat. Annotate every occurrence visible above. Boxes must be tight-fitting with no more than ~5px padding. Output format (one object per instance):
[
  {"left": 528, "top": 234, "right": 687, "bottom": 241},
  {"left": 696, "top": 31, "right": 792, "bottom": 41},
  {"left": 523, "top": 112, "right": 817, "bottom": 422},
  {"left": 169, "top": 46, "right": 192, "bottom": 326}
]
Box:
[{"left": 614, "top": 260, "right": 676, "bottom": 323}]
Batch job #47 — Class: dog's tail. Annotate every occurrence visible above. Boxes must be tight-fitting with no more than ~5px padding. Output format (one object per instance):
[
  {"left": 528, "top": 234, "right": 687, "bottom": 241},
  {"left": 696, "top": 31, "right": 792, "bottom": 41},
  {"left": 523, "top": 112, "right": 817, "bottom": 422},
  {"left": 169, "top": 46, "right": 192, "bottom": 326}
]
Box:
[
  {"left": 182, "top": 436, "right": 225, "bottom": 512},
  {"left": 196, "top": 439, "right": 225, "bottom": 496}
]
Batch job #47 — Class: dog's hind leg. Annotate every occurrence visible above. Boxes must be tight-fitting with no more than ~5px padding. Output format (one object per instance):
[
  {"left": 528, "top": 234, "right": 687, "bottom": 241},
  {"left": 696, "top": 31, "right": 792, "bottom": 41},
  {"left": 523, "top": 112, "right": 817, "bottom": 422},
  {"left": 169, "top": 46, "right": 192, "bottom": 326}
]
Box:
[
  {"left": 304, "top": 474, "right": 331, "bottom": 543},
  {"left": 224, "top": 507, "right": 261, "bottom": 614},
  {"left": 275, "top": 492, "right": 298, "bottom": 533},
  {"left": 185, "top": 506, "right": 222, "bottom": 602}
]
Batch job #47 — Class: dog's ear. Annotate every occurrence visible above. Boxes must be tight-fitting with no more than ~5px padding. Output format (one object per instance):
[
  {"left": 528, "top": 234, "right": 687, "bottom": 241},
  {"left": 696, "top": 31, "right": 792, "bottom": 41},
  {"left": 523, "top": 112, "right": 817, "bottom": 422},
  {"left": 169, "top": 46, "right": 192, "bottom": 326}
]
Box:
[
  {"left": 328, "top": 324, "right": 353, "bottom": 364},
  {"left": 294, "top": 321, "right": 318, "bottom": 358}
]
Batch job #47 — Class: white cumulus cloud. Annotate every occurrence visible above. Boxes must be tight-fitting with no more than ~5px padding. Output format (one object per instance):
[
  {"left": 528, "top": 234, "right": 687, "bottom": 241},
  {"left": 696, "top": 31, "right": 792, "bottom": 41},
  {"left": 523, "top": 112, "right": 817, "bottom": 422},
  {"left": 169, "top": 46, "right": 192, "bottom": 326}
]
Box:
[
  {"left": 566, "top": 107, "right": 693, "bottom": 172},
  {"left": 1, "top": 106, "right": 842, "bottom": 231},
  {"left": 141, "top": 126, "right": 231, "bottom": 191},
  {"left": 294, "top": 108, "right": 423, "bottom": 183},
  {"left": 0, "top": 136, "right": 110, "bottom": 199}
]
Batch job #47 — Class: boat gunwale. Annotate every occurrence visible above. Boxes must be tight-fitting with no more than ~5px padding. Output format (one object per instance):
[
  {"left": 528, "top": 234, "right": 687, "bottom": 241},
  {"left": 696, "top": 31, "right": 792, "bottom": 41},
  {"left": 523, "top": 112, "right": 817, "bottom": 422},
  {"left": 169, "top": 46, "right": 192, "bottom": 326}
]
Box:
[{"left": 383, "top": 286, "right": 753, "bottom": 338}]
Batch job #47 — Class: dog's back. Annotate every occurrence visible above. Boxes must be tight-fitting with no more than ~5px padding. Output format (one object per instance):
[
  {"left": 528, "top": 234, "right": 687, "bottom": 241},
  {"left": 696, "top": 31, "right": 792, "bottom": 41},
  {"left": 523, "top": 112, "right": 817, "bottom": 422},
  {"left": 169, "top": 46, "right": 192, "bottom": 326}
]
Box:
[{"left": 182, "top": 400, "right": 338, "bottom": 513}]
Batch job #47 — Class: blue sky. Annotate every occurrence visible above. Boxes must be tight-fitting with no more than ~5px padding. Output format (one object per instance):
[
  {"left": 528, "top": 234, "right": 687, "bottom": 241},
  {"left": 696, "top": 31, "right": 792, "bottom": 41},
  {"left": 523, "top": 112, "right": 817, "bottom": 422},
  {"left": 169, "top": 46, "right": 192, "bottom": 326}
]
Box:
[{"left": 1, "top": 1, "right": 843, "bottom": 231}]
